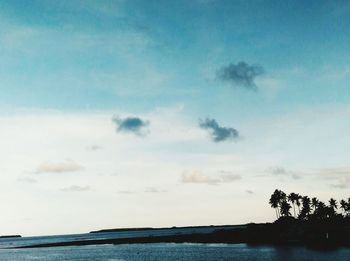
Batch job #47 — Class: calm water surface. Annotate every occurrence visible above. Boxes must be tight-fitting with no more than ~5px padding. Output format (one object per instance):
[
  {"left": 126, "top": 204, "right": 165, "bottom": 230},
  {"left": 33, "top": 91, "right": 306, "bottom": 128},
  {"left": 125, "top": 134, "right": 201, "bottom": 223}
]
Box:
[
  {"left": 0, "top": 243, "right": 350, "bottom": 260},
  {"left": 0, "top": 229, "right": 349, "bottom": 260}
]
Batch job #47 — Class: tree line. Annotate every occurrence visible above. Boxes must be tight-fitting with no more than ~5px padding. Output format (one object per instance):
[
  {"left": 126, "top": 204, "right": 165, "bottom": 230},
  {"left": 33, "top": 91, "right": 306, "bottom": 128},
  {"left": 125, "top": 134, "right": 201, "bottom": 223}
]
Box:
[{"left": 269, "top": 189, "right": 350, "bottom": 220}]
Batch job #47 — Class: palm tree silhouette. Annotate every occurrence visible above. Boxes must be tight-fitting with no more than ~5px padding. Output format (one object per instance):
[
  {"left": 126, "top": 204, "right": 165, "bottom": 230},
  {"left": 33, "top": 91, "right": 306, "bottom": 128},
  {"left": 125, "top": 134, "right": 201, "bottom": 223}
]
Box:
[
  {"left": 340, "top": 198, "right": 350, "bottom": 217},
  {"left": 298, "top": 196, "right": 311, "bottom": 220},
  {"left": 340, "top": 199, "right": 348, "bottom": 216},
  {"left": 314, "top": 201, "right": 328, "bottom": 219},
  {"left": 288, "top": 193, "right": 299, "bottom": 218},
  {"left": 270, "top": 190, "right": 349, "bottom": 221},
  {"left": 311, "top": 197, "right": 319, "bottom": 213},
  {"left": 269, "top": 191, "right": 280, "bottom": 219},
  {"left": 269, "top": 189, "right": 289, "bottom": 219},
  {"left": 280, "top": 200, "right": 292, "bottom": 217},
  {"left": 329, "top": 198, "right": 338, "bottom": 212},
  {"left": 295, "top": 194, "right": 301, "bottom": 215}
]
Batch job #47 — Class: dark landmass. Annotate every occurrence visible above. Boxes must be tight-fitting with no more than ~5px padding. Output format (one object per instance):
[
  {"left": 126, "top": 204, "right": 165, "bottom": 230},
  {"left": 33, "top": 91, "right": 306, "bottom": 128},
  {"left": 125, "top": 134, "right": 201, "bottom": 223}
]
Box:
[
  {"left": 90, "top": 227, "right": 153, "bottom": 233},
  {"left": 0, "top": 235, "right": 21, "bottom": 239},
  {"left": 13, "top": 218, "right": 350, "bottom": 249},
  {"left": 245, "top": 217, "right": 350, "bottom": 249},
  {"left": 11, "top": 189, "right": 350, "bottom": 250},
  {"left": 90, "top": 224, "right": 241, "bottom": 234}
]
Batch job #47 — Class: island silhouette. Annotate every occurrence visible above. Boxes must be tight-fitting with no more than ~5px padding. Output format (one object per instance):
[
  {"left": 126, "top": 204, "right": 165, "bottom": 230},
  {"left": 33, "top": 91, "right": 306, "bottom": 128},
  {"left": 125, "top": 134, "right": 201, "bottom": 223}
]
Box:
[{"left": 13, "top": 189, "right": 350, "bottom": 249}]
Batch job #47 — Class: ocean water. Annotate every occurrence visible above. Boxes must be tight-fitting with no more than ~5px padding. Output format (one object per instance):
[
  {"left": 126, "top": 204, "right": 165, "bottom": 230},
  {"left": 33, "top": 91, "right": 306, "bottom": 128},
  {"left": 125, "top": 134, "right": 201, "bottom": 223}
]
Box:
[
  {"left": 1, "top": 243, "right": 350, "bottom": 260},
  {"left": 0, "top": 227, "right": 349, "bottom": 260},
  {"left": 0, "top": 226, "right": 243, "bottom": 249}
]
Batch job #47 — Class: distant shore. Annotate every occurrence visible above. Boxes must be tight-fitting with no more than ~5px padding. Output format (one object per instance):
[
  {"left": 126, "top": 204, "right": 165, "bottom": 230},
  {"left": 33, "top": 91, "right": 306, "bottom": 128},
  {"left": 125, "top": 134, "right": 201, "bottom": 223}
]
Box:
[
  {"left": 90, "top": 224, "right": 244, "bottom": 234},
  {"left": 10, "top": 189, "right": 350, "bottom": 250},
  {"left": 0, "top": 235, "right": 21, "bottom": 239},
  {"left": 13, "top": 219, "right": 350, "bottom": 249}
]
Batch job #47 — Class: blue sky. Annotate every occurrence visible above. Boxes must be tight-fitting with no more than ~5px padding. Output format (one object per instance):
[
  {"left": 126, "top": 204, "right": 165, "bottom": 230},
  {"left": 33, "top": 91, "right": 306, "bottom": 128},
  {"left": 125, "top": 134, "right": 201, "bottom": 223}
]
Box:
[
  {"left": 0, "top": 0, "right": 350, "bottom": 235},
  {"left": 2, "top": 0, "right": 350, "bottom": 113}
]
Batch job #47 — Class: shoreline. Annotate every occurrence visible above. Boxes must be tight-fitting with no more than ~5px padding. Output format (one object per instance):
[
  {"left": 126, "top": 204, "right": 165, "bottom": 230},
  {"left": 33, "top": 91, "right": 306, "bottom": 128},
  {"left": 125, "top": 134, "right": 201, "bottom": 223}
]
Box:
[
  {"left": 90, "top": 224, "right": 245, "bottom": 234},
  {"left": 0, "top": 235, "right": 21, "bottom": 239},
  {"left": 12, "top": 220, "right": 350, "bottom": 250}
]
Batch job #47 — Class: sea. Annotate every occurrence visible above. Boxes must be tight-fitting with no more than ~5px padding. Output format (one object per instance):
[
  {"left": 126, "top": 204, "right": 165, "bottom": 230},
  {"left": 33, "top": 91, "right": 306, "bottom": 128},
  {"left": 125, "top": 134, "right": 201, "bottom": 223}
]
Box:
[{"left": 0, "top": 227, "right": 350, "bottom": 260}]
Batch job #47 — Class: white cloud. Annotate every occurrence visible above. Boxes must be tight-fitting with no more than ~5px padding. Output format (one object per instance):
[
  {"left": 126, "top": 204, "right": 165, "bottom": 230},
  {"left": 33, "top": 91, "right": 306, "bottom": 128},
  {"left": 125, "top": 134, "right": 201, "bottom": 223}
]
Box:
[
  {"left": 181, "top": 170, "right": 241, "bottom": 185},
  {"left": 35, "top": 160, "right": 84, "bottom": 174},
  {"left": 87, "top": 145, "right": 103, "bottom": 151},
  {"left": 0, "top": 104, "right": 350, "bottom": 235},
  {"left": 60, "top": 185, "right": 91, "bottom": 192},
  {"left": 313, "top": 167, "right": 350, "bottom": 189},
  {"left": 269, "top": 166, "right": 288, "bottom": 175},
  {"left": 181, "top": 170, "right": 220, "bottom": 185},
  {"left": 17, "top": 177, "right": 37, "bottom": 183},
  {"left": 220, "top": 173, "right": 242, "bottom": 182},
  {"left": 144, "top": 187, "right": 167, "bottom": 193},
  {"left": 118, "top": 190, "right": 135, "bottom": 194}
]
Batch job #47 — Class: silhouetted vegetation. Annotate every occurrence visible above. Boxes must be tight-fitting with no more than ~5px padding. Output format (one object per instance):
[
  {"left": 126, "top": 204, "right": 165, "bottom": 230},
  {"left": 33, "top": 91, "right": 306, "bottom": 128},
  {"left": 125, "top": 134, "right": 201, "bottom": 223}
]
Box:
[
  {"left": 13, "top": 190, "right": 350, "bottom": 249},
  {"left": 269, "top": 189, "right": 350, "bottom": 220},
  {"left": 264, "top": 189, "right": 350, "bottom": 248}
]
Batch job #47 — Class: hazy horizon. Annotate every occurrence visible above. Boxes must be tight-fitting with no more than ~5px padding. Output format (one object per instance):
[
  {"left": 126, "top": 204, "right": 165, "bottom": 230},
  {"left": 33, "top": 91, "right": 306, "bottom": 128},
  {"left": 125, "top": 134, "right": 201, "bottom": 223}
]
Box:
[{"left": 0, "top": 0, "right": 350, "bottom": 236}]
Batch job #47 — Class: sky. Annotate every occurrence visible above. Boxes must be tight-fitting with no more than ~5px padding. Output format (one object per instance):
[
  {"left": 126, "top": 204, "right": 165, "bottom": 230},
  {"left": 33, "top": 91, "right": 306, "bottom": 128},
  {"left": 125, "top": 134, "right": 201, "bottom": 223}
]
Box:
[{"left": 0, "top": 0, "right": 350, "bottom": 236}]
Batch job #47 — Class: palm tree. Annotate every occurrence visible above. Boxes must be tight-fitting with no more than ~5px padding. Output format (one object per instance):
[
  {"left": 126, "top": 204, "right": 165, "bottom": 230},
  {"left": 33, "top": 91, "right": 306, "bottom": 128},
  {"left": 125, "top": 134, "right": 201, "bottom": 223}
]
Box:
[
  {"left": 340, "top": 198, "right": 350, "bottom": 217},
  {"left": 303, "top": 196, "right": 311, "bottom": 210},
  {"left": 329, "top": 198, "right": 338, "bottom": 212},
  {"left": 280, "top": 200, "right": 292, "bottom": 217},
  {"left": 299, "top": 196, "right": 311, "bottom": 220},
  {"left": 269, "top": 190, "right": 280, "bottom": 219},
  {"left": 314, "top": 201, "right": 328, "bottom": 219},
  {"left": 279, "top": 190, "right": 287, "bottom": 202},
  {"left": 269, "top": 190, "right": 350, "bottom": 221},
  {"left": 311, "top": 197, "right": 319, "bottom": 213},
  {"left": 340, "top": 199, "right": 347, "bottom": 216},
  {"left": 288, "top": 193, "right": 299, "bottom": 218},
  {"left": 295, "top": 194, "right": 301, "bottom": 215}
]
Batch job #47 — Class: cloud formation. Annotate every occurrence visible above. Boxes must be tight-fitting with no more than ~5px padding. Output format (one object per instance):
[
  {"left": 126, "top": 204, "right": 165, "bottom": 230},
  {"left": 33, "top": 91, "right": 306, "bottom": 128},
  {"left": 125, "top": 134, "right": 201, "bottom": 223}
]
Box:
[
  {"left": 17, "top": 177, "right": 37, "bottom": 183},
  {"left": 144, "top": 187, "right": 167, "bottom": 193},
  {"left": 181, "top": 171, "right": 219, "bottom": 185},
  {"left": 269, "top": 166, "right": 301, "bottom": 180},
  {"left": 112, "top": 116, "right": 149, "bottom": 135},
  {"left": 181, "top": 170, "right": 241, "bottom": 185},
  {"left": 270, "top": 166, "right": 288, "bottom": 175},
  {"left": 220, "top": 173, "right": 242, "bottom": 182},
  {"left": 217, "top": 61, "right": 264, "bottom": 90},
  {"left": 319, "top": 168, "right": 350, "bottom": 189},
  {"left": 87, "top": 145, "right": 102, "bottom": 151},
  {"left": 316, "top": 167, "right": 350, "bottom": 176},
  {"left": 60, "top": 185, "right": 91, "bottom": 192},
  {"left": 199, "top": 118, "right": 239, "bottom": 142},
  {"left": 35, "top": 160, "right": 83, "bottom": 174},
  {"left": 330, "top": 183, "right": 349, "bottom": 189},
  {"left": 118, "top": 190, "right": 135, "bottom": 194}
]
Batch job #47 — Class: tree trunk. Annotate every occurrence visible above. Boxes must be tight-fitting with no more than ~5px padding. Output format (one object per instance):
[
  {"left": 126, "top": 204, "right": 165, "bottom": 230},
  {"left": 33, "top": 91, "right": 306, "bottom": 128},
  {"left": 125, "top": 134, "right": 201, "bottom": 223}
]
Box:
[
  {"left": 278, "top": 205, "right": 281, "bottom": 217},
  {"left": 293, "top": 204, "right": 296, "bottom": 218}
]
